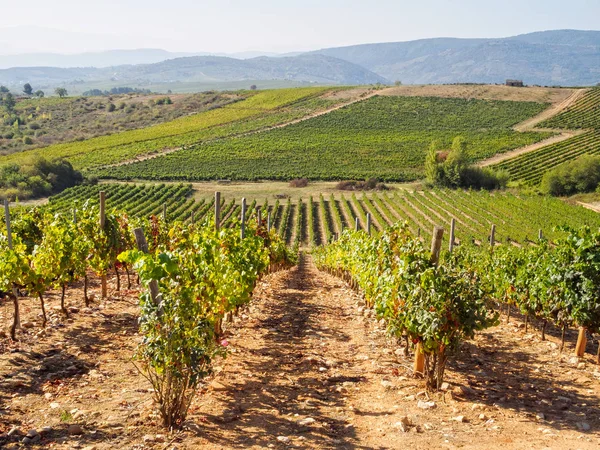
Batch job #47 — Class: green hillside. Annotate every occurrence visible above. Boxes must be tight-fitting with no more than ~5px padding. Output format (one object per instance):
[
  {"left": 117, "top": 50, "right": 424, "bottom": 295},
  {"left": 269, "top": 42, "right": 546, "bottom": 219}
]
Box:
[
  {"left": 97, "top": 96, "right": 550, "bottom": 182},
  {"left": 0, "top": 87, "right": 339, "bottom": 170}
]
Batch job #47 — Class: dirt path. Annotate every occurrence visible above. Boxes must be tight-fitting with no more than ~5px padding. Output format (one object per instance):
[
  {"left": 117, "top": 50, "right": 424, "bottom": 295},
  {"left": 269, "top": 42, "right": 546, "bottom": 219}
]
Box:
[
  {"left": 2, "top": 258, "right": 600, "bottom": 449},
  {"left": 477, "top": 89, "right": 589, "bottom": 167},
  {"left": 513, "top": 89, "right": 588, "bottom": 132},
  {"left": 104, "top": 89, "right": 384, "bottom": 170},
  {"left": 187, "top": 256, "right": 600, "bottom": 449},
  {"left": 477, "top": 130, "right": 585, "bottom": 167}
]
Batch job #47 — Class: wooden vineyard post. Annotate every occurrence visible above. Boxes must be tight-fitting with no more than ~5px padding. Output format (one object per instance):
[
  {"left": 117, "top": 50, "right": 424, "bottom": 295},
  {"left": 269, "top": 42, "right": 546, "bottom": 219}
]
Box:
[
  {"left": 241, "top": 198, "right": 246, "bottom": 238},
  {"left": 449, "top": 218, "right": 456, "bottom": 253},
  {"left": 257, "top": 207, "right": 262, "bottom": 226},
  {"left": 162, "top": 203, "right": 167, "bottom": 222},
  {"left": 355, "top": 217, "right": 359, "bottom": 232},
  {"left": 538, "top": 229, "right": 544, "bottom": 241},
  {"left": 215, "top": 192, "right": 221, "bottom": 232},
  {"left": 430, "top": 226, "right": 444, "bottom": 266},
  {"left": 4, "top": 200, "right": 13, "bottom": 248},
  {"left": 575, "top": 327, "right": 587, "bottom": 357},
  {"left": 4, "top": 200, "right": 20, "bottom": 338},
  {"left": 133, "top": 228, "right": 160, "bottom": 309},
  {"left": 73, "top": 208, "right": 77, "bottom": 225},
  {"left": 490, "top": 224, "right": 496, "bottom": 249},
  {"left": 414, "top": 226, "right": 444, "bottom": 376},
  {"left": 366, "top": 213, "right": 371, "bottom": 235},
  {"left": 190, "top": 210, "right": 194, "bottom": 225},
  {"left": 267, "top": 212, "right": 271, "bottom": 232},
  {"left": 99, "top": 191, "right": 107, "bottom": 299}
]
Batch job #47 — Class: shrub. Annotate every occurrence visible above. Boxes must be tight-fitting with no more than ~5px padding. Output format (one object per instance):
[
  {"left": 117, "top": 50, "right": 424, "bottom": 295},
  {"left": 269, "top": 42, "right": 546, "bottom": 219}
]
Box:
[
  {"left": 425, "top": 137, "right": 508, "bottom": 190},
  {"left": 336, "top": 178, "right": 388, "bottom": 191},
  {"left": 461, "top": 167, "right": 509, "bottom": 190},
  {"left": 107, "top": 103, "right": 116, "bottom": 112},
  {"left": 289, "top": 178, "right": 309, "bottom": 187},
  {"left": 28, "top": 122, "right": 41, "bottom": 130},
  {"left": 23, "top": 136, "right": 33, "bottom": 145},
  {"left": 540, "top": 155, "right": 600, "bottom": 196}
]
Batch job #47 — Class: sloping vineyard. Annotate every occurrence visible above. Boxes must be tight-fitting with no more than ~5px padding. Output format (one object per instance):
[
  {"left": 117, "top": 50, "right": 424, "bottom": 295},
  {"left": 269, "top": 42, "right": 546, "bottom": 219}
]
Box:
[
  {"left": 0, "top": 87, "right": 338, "bottom": 170},
  {"left": 539, "top": 88, "right": 600, "bottom": 130},
  {"left": 492, "top": 88, "right": 600, "bottom": 185},
  {"left": 44, "top": 183, "right": 600, "bottom": 248},
  {"left": 96, "top": 96, "right": 550, "bottom": 182},
  {"left": 492, "top": 130, "right": 600, "bottom": 185}
]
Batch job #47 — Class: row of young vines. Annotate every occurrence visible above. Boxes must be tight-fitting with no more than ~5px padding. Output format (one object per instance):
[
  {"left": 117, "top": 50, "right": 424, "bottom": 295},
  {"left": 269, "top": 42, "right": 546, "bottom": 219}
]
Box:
[
  {"left": 314, "top": 223, "right": 600, "bottom": 389},
  {"left": 0, "top": 197, "right": 297, "bottom": 428}
]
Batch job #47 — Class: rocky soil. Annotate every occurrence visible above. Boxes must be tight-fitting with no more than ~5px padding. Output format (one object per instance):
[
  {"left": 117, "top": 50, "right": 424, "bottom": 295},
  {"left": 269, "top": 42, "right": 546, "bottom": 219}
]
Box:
[{"left": 1, "top": 256, "right": 599, "bottom": 449}]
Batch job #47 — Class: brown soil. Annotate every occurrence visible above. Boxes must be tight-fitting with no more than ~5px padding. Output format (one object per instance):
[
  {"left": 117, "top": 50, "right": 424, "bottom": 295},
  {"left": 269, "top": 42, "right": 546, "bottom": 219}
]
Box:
[
  {"left": 1, "top": 257, "right": 600, "bottom": 449},
  {"left": 512, "top": 89, "right": 588, "bottom": 132},
  {"left": 477, "top": 88, "right": 589, "bottom": 167},
  {"left": 477, "top": 130, "right": 586, "bottom": 167},
  {"left": 380, "top": 85, "right": 576, "bottom": 104}
]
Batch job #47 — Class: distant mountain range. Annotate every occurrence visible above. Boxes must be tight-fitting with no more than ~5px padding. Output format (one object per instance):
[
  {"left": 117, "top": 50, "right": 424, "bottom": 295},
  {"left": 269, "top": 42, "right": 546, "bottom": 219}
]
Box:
[
  {"left": 0, "top": 30, "right": 598, "bottom": 91},
  {"left": 0, "top": 49, "right": 302, "bottom": 69},
  {"left": 309, "top": 30, "right": 600, "bottom": 85},
  {"left": 0, "top": 54, "right": 386, "bottom": 88}
]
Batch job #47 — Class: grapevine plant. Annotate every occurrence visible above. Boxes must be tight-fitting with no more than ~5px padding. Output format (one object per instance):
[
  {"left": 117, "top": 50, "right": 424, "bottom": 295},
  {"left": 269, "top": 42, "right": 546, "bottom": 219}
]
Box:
[
  {"left": 314, "top": 224, "right": 498, "bottom": 389},
  {"left": 120, "top": 221, "right": 296, "bottom": 428}
]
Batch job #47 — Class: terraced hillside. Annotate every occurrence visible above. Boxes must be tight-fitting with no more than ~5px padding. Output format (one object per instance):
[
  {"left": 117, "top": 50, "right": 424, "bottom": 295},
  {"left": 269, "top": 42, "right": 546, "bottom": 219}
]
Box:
[
  {"left": 97, "top": 96, "right": 550, "bottom": 182},
  {"left": 47, "top": 183, "right": 600, "bottom": 248},
  {"left": 493, "top": 88, "right": 600, "bottom": 185}
]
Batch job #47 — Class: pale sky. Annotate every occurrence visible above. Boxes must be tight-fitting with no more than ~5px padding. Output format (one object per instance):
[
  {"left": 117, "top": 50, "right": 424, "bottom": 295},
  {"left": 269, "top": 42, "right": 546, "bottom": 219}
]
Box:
[{"left": 1, "top": 0, "right": 599, "bottom": 54}]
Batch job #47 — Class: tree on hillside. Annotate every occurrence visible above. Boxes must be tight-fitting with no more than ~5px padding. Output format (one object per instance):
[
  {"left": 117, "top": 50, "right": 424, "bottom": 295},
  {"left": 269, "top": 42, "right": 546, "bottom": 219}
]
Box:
[
  {"left": 35, "top": 90, "right": 45, "bottom": 98},
  {"left": 444, "top": 137, "right": 468, "bottom": 187},
  {"left": 0, "top": 85, "right": 9, "bottom": 93},
  {"left": 55, "top": 87, "right": 68, "bottom": 98},
  {"left": 395, "top": 80, "right": 402, "bottom": 86},
  {"left": 250, "top": 85, "right": 257, "bottom": 90},
  {"left": 1, "top": 92, "right": 16, "bottom": 112},
  {"left": 424, "top": 140, "right": 443, "bottom": 185},
  {"left": 23, "top": 83, "right": 33, "bottom": 96}
]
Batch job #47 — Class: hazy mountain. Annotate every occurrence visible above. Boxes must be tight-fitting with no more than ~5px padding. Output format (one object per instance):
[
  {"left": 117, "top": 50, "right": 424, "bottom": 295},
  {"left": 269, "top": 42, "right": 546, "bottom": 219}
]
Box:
[
  {"left": 310, "top": 30, "right": 600, "bottom": 86},
  {"left": 0, "top": 54, "right": 388, "bottom": 88},
  {"left": 0, "top": 49, "right": 302, "bottom": 70},
  {"left": 0, "top": 49, "right": 201, "bottom": 70}
]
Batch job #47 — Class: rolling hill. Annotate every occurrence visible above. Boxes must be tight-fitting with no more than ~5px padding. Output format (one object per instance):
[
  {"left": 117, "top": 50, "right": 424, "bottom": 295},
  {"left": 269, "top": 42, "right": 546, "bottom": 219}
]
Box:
[{"left": 0, "top": 54, "right": 388, "bottom": 89}]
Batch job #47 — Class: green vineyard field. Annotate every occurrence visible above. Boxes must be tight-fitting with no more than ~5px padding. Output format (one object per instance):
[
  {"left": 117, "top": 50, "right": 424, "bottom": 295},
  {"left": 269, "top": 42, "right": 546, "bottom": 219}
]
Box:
[
  {"left": 46, "top": 183, "right": 600, "bottom": 248},
  {"left": 539, "top": 88, "right": 600, "bottom": 130},
  {"left": 495, "top": 88, "right": 600, "bottom": 185},
  {"left": 493, "top": 130, "right": 600, "bottom": 185},
  {"left": 97, "top": 96, "right": 550, "bottom": 182},
  {"left": 0, "top": 87, "right": 337, "bottom": 171}
]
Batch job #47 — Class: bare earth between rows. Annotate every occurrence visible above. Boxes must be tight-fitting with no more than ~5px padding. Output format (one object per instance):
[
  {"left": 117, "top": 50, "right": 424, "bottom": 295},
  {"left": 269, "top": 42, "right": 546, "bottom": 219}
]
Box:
[{"left": 1, "top": 256, "right": 599, "bottom": 449}]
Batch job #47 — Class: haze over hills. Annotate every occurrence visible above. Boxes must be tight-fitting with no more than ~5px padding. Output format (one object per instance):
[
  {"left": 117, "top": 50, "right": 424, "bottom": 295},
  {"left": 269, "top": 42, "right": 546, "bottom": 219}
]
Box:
[
  {"left": 0, "top": 29, "right": 598, "bottom": 91},
  {"left": 0, "top": 54, "right": 387, "bottom": 89},
  {"left": 0, "top": 49, "right": 300, "bottom": 70},
  {"left": 309, "top": 30, "right": 600, "bottom": 85}
]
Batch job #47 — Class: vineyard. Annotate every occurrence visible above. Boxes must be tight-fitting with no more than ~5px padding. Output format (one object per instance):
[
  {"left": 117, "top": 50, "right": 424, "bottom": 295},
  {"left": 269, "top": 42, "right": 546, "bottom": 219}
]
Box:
[
  {"left": 492, "top": 88, "right": 600, "bottom": 185},
  {"left": 3, "top": 83, "right": 600, "bottom": 448},
  {"left": 0, "top": 92, "right": 240, "bottom": 156},
  {"left": 314, "top": 223, "right": 600, "bottom": 388},
  {"left": 0, "top": 87, "right": 340, "bottom": 171},
  {"left": 492, "top": 130, "right": 600, "bottom": 185},
  {"left": 539, "top": 88, "right": 600, "bottom": 130},
  {"left": 47, "top": 182, "right": 600, "bottom": 248},
  {"left": 96, "top": 96, "right": 550, "bottom": 182}
]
